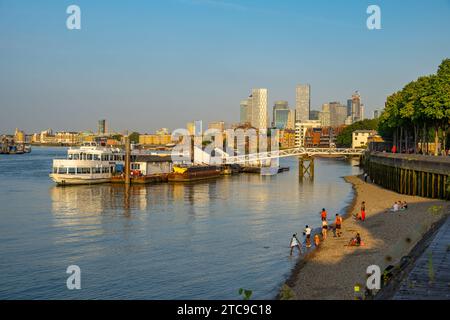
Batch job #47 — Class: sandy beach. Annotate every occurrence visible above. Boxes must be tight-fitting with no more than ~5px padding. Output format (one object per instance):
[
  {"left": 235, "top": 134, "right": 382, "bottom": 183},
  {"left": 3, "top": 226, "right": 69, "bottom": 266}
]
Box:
[{"left": 283, "top": 175, "right": 450, "bottom": 300}]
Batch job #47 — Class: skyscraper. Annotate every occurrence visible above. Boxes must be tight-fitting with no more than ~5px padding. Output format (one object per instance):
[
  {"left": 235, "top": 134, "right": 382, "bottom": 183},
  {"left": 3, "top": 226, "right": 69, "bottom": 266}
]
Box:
[
  {"left": 194, "top": 120, "right": 203, "bottom": 136},
  {"left": 98, "top": 119, "right": 106, "bottom": 135},
  {"left": 373, "top": 109, "right": 381, "bottom": 119},
  {"left": 295, "top": 84, "right": 310, "bottom": 122},
  {"left": 272, "top": 101, "right": 289, "bottom": 129},
  {"left": 286, "top": 109, "right": 295, "bottom": 130},
  {"left": 351, "top": 91, "right": 362, "bottom": 122},
  {"left": 319, "top": 103, "right": 331, "bottom": 127},
  {"left": 347, "top": 99, "right": 352, "bottom": 117},
  {"left": 250, "top": 88, "right": 268, "bottom": 130},
  {"left": 329, "top": 102, "right": 348, "bottom": 126},
  {"left": 240, "top": 100, "right": 249, "bottom": 124}
]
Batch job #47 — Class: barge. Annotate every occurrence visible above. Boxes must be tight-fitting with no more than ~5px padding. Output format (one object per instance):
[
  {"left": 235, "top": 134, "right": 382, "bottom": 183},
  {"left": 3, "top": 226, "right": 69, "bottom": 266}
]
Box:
[{"left": 168, "top": 165, "right": 221, "bottom": 182}]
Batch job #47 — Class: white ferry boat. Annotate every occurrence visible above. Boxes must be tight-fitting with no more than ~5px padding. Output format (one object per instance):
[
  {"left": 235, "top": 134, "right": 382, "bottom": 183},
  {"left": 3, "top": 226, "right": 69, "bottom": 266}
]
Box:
[{"left": 50, "top": 142, "right": 125, "bottom": 185}]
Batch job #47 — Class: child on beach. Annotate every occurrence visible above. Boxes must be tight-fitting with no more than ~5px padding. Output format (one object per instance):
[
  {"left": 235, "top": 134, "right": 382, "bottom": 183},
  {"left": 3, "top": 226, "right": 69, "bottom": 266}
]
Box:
[
  {"left": 321, "top": 208, "right": 327, "bottom": 221},
  {"left": 335, "top": 214, "right": 343, "bottom": 237},
  {"left": 322, "top": 220, "right": 328, "bottom": 240},
  {"left": 314, "top": 234, "right": 320, "bottom": 247},
  {"left": 290, "top": 234, "right": 302, "bottom": 256},
  {"left": 304, "top": 225, "right": 312, "bottom": 248}
]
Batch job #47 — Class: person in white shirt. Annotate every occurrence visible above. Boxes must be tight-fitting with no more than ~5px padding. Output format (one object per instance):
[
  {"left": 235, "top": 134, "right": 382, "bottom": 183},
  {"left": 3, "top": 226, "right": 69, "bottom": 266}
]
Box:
[
  {"left": 290, "top": 234, "right": 302, "bottom": 256},
  {"left": 391, "top": 202, "right": 399, "bottom": 212},
  {"left": 304, "top": 225, "right": 312, "bottom": 248}
]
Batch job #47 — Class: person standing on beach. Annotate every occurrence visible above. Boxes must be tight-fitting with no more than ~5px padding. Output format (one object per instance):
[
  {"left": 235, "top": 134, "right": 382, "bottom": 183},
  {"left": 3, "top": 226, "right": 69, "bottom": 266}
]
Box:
[
  {"left": 322, "top": 220, "right": 328, "bottom": 240},
  {"left": 304, "top": 225, "right": 312, "bottom": 248},
  {"left": 364, "top": 172, "right": 368, "bottom": 182},
  {"left": 321, "top": 208, "right": 327, "bottom": 221},
  {"left": 290, "top": 234, "right": 302, "bottom": 256},
  {"left": 335, "top": 214, "right": 343, "bottom": 237},
  {"left": 360, "top": 201, "right": 366, "bottom": 221}
]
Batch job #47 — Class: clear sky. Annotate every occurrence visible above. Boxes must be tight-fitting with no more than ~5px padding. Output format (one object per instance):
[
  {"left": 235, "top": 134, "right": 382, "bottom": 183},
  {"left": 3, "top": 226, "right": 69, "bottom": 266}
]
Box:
[{"left": 1, "top": 0, "right": 449, "bottom": 134}]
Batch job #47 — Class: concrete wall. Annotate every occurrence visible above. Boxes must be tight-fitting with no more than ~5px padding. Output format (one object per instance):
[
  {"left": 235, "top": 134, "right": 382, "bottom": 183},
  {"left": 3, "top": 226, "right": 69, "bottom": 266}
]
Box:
[{"left": 365, "top": 152, "right": 450, "bottom": 200}]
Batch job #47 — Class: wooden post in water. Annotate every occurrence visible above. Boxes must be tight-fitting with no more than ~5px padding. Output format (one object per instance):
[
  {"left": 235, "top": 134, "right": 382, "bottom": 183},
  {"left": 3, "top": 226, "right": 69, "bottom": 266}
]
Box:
[
  {"left": 298, "top": 156, "right": 314, "bottom": 180},
  {"left": 124, "top": 135, "right": 131, "bottom": 185},
  {"left": 298, "top": 156, "right": 304, "bottom": 180}
]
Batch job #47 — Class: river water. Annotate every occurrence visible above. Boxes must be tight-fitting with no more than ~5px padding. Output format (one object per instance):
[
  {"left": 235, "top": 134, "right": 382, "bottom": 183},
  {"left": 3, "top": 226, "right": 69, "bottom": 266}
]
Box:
[{"left": 0, "top": 147, "right": 360, "bottom": 299}]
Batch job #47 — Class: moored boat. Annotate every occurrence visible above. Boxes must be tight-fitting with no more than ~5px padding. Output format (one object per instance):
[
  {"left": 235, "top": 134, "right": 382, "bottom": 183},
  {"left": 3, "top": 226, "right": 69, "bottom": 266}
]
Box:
[
  {"left": 168, "top": 165, "right": 221, "bottom": 182},
  {"left": 49, "top": 142, "right": 125, "bottom": 185}
]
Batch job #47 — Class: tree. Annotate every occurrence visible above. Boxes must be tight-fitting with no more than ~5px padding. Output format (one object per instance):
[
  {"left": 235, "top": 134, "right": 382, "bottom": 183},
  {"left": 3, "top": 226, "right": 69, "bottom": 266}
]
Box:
[
  {"left": 129, "top": 132, "right": 140, "bottom": 144},
  {"left": 378, "top": 58, "right": 450, "bottom": 155},
  {"left": 336, "top": 119, "right": 379, "bottom": 147}
]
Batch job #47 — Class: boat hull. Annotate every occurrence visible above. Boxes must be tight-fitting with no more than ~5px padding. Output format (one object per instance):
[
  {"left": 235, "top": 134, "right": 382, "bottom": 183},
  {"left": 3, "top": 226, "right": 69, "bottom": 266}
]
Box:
[
  {"left": 168, "top": 166, "right": 221, "bottom": 182},
  {"left": 49, "top": 174, "right": 111, "bottom": 186}
]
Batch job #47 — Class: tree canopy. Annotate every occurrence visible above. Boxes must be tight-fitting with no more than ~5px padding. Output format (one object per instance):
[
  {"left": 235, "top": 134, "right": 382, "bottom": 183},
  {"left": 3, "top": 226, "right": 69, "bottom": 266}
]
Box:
[
  {"left": 336, "top": 119, "right": 379, "bottom": 147},
  {"left": 378, "top": 59, "right": 450, "bottom": 155}
]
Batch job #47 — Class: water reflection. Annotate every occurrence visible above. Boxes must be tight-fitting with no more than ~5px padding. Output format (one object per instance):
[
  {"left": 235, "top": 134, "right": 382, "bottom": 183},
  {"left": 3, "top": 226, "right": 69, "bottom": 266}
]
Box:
[{"left": 1, "top": 150, "right": 362, "bottom": 299}]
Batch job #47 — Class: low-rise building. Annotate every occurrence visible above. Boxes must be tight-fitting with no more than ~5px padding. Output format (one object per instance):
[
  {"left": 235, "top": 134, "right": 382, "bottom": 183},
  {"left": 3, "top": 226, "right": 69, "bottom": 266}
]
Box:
[
  {"left": 352, "top": 130, "right": 378, "bottom": 149},
  {"left": 55, "top": 132, "right": 81, "bottom": 145},
  {"left": 295, "top": 120, "right": 321, "bottom": 147},
  {"left": 279, "top": 129, "right": 296, "bottom": 149},
  {"left": 208, "top": 121, "right": 225, "bottom": 132},
  {"left": 305, "top": 126, "right": 345, "bottom": 148},
  {"left": 130, "top": 155, "right": 173, "bottom": 175},
  {"left": 139, "top": 134, "right": 173, "bottom": 146},
  {"left": 14, "top": 128, "right": 25, "bottom": 143}
]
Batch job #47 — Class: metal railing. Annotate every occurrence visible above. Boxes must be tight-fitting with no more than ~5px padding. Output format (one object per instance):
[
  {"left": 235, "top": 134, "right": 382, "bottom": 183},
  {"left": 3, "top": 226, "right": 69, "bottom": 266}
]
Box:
[{"left": 221, "top": 148, "right": 364, "bottom": 164}]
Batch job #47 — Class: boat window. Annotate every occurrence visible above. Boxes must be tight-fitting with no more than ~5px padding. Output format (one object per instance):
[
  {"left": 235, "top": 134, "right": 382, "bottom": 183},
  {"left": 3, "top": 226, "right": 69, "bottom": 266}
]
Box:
[
  {"left": 74, "top": 154, "right": 80, "bottom": 160},
  {"left": 68, "top": 168, "right": 76, "bottom": 174},
  {"left": 58, "top": 167, "right": 67, "bottom": 174},
  {"left": 131, "top": 163, "right": 141, "bottom": 170},
  {"left": 93, "top": 167, "right": 101, "bottom": 174},
  {"left": 68, "top": 154, "right": 73, "bottom": 160},
  {"left": 93, "top": 154, "right": 100, "bottom": 161},
  {"left": 101, "top": 155, "right": 107, "bottom": 161},
  {"left": 81, "top": 168, "right": 91, "bottom": 174},
  {"left": 77, "top": 168, "right": 82, "bottom": 174},
  {"left": 87, "top": 154, "right": 93, "bottom": 160},
  {"left": 53, "top": 167, "right": 57, "bottom": 173}
]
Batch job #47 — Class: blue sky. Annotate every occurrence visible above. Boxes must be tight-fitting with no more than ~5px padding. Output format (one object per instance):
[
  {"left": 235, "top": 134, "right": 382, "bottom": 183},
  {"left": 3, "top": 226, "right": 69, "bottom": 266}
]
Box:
[{"left": 1, "top": 0, "right": 450, "bottom": 133}]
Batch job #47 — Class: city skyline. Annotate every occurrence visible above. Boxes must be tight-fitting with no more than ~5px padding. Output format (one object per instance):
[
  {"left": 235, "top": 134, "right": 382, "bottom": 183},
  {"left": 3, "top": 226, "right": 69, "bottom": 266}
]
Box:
[{"left": 1, "top": 0, "right": 450, "bottom": 133}]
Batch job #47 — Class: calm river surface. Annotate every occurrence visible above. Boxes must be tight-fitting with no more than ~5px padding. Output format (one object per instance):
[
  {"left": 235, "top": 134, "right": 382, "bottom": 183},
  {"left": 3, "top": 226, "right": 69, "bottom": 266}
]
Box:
[{"left": 0, "top": 147, "right": 360, "bottom": 299}]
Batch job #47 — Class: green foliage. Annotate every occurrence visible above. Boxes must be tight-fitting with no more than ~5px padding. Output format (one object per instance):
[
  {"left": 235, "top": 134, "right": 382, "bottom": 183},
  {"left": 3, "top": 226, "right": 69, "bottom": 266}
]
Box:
[
  {"left": 129, "top": 132, "right": 140, "bottom": 144},
  {"left": 279, "top": 284, "right": 296, "bottom": 300},
  {"left": 378, "top": 59, "right": 450, "bottom": 151},
  {"left": 238, "top": 288, "right": 253, "bottom": 300},
  {"left": 336, "top": 119, "right": 379, "bottom": 147},
  {"left": 111, "top": 134, "right": 123, "bottom": 141},
  {"left": 427, "top": 205, "right": 443, "bottom": 216}
]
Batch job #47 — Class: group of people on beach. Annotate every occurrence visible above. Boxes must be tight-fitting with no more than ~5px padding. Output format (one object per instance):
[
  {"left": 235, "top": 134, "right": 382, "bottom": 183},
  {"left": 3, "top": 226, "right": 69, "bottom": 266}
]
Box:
[
  {"left": 289, "top": 208, "right": 344, "bottom": 256},
  {"left": 388, "top": 201, "right": 408, "bottom": 212}
]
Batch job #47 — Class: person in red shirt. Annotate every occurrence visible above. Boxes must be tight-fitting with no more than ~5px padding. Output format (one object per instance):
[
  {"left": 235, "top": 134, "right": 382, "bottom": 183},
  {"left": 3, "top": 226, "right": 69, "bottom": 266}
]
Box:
[
  {"left": 360, "top": 209, "right": 366, "bottom": 221},
  {"left": 321, "top": 208, "right": 327, "bottom": 221},
  {"left": 391, "top": 145, "right": 397, "bottom": 153}
]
